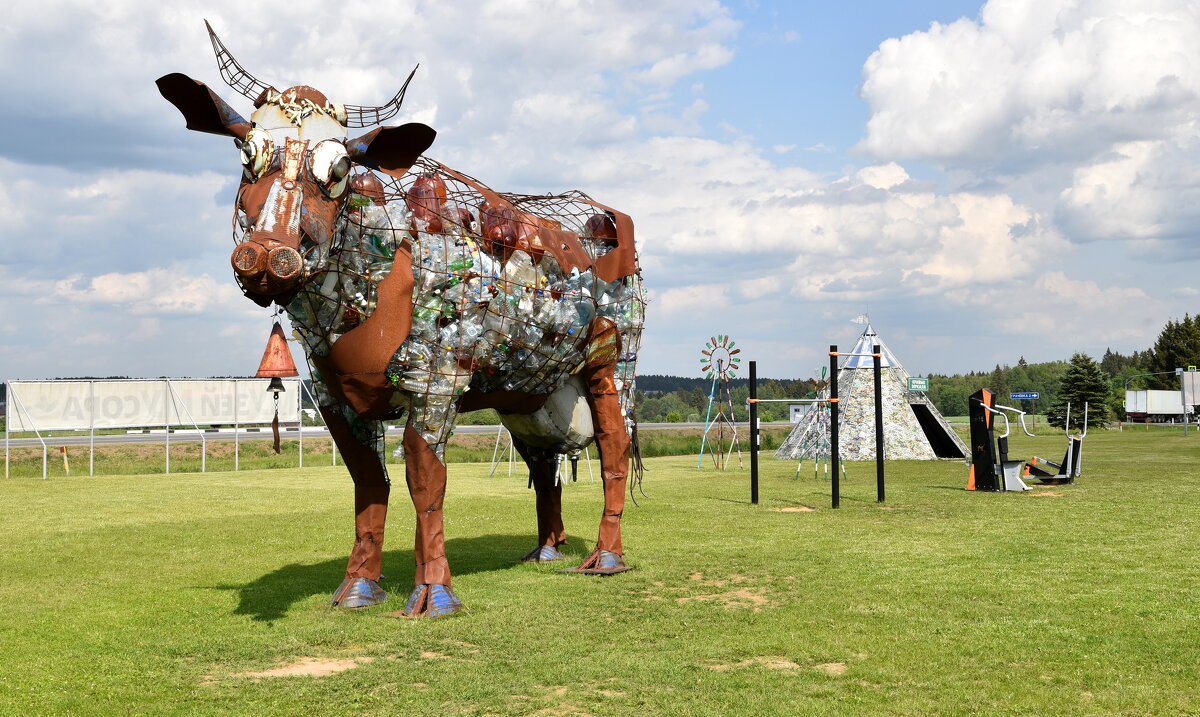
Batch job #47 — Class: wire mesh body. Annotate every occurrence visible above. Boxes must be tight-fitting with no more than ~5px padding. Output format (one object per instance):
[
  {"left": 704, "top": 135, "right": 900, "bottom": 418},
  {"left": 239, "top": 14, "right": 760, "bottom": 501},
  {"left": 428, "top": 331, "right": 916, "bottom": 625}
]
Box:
[{"left": 237, "top": 158, "right": 645, "bottom": 458}]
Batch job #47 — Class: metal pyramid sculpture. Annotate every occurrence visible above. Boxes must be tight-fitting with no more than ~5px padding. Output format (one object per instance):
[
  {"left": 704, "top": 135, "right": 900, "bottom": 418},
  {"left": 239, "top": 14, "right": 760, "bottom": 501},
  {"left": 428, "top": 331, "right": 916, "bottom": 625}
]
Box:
[{"left": 776, "top": 320, "right": 968, "bottom": 462}]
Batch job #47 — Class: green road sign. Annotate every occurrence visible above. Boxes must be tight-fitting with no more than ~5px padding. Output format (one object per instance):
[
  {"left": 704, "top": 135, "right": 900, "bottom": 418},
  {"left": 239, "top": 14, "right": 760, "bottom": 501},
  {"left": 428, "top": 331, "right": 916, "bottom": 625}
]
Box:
[{"left": 907, "top": 377, "right": 929, "bottom": 392}]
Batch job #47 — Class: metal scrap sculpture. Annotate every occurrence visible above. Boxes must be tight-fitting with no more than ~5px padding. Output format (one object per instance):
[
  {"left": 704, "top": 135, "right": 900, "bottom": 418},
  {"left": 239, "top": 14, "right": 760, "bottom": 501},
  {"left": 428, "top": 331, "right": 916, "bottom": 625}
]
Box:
[{"left": 157, "top": 23, "right": 645, "bottom": 617}]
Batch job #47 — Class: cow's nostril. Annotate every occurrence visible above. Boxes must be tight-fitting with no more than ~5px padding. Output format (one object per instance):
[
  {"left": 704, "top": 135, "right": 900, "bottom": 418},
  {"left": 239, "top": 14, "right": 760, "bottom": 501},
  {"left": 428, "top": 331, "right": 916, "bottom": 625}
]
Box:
[
  {"left": 267, "top": 246, "right": 303, "bottom": 282},
  {"left": 231, "top": 244, "right": 266, "bottom": 277}
]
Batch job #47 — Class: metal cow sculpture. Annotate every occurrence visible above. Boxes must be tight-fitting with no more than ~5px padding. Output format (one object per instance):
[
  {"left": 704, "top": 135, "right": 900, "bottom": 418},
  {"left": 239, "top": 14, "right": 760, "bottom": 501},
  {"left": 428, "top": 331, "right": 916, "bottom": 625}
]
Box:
[{"left": 157, "top": 23, "right": 645, "bottom": 617}]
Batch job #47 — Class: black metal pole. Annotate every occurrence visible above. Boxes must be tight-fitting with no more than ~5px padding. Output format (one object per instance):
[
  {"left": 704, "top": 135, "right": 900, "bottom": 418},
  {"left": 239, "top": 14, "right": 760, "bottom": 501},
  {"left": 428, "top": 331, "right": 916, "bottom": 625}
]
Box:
[
  {"left": 829, "top": 345, "right": 840, "bottom": 509},
  {"left": 749, "top": 361, "right": 759, "bottom": 505},
  {"left": 873, "top": 343, "right": 885, "bottom": 503}
]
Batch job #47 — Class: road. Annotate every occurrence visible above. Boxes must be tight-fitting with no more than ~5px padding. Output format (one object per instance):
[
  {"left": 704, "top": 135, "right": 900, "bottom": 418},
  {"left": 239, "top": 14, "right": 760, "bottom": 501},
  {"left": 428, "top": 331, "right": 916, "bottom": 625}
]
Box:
[{"left": 4, "top": 422, "right": 792, "bottom": 449}]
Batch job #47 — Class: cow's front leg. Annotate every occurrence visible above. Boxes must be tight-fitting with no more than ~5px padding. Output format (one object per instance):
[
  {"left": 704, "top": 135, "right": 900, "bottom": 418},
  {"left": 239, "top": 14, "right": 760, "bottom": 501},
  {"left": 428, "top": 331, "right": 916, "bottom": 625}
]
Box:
[
  {"left": 399, "top": 423, "right": 464, "bottom": 617},
  {"left": 322, "top": 405, "right": 391, "bottom": 609},
  {"left": 567, "top": 320, "right": 633, "bottom": 575},
  {"left": 512, "top": 437, "right": 568, "bottom": 562}
]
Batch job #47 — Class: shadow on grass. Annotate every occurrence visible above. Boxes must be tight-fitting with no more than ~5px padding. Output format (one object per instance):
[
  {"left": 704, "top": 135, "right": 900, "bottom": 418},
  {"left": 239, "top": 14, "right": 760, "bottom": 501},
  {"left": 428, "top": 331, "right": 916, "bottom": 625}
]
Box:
[{"left": 216, "top": 533, "right": 593, "bottom": 622}]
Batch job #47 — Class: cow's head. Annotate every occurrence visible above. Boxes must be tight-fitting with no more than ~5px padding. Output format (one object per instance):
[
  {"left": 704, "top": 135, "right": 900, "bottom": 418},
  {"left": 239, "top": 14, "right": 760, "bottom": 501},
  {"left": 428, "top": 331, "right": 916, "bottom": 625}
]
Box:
[{"left": 157, "top": 21, "right": 435, "bottom": 306}]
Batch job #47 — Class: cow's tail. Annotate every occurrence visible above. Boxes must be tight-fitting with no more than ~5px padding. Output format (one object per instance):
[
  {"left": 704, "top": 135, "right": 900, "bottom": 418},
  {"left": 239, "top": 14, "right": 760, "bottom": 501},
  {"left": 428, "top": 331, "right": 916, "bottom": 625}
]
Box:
[{"left": 628, "top": 416, "right": 647, "bottom": 505}]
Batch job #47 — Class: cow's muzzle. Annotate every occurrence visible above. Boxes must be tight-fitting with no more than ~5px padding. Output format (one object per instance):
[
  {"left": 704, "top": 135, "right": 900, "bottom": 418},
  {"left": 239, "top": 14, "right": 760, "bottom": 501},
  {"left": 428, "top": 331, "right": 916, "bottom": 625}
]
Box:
[{"left": 231, "top": 240, "right": 304, "bottom": 295}]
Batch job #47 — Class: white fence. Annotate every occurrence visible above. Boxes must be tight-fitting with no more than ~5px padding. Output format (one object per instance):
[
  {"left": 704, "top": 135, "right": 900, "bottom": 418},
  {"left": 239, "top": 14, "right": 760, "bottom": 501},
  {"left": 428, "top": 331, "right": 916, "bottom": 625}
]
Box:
[{"left": 4, "top": 378, "right": 330, "bottom": 479}]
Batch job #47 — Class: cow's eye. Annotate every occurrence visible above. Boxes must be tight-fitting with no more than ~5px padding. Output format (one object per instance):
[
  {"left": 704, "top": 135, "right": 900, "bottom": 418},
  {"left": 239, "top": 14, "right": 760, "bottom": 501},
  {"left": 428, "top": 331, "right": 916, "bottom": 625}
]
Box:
[
  {"left": 241, "top": 129, "right": 274, "bottom": 179},
  {"left": 310, "top": 139, "right": 351, "bottom": 197}
]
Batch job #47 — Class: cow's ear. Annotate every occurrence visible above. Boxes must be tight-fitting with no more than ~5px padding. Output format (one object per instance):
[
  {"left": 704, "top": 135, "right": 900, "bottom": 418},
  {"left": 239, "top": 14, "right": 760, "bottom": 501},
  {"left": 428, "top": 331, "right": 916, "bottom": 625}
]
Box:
[
  {"left": 156, "top": 73, "right": 250, "bottom": 140},
  {"left": 345, "top": 123, "right": 437, "bottom": 179}
]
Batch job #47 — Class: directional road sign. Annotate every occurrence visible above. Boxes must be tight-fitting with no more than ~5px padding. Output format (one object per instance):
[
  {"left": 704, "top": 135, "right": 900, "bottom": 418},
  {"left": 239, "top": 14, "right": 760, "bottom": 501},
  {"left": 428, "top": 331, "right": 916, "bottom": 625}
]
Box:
[{"left": 1010, "top": 392, "right": 1040, "bottom": 400}]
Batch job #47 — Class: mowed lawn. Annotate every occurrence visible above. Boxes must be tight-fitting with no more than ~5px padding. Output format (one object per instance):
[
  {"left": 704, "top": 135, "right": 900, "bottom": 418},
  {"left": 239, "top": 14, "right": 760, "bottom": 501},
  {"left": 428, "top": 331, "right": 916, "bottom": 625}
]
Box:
[{"left": 1, "top": 429, "right": 1198, "bottom": 715}]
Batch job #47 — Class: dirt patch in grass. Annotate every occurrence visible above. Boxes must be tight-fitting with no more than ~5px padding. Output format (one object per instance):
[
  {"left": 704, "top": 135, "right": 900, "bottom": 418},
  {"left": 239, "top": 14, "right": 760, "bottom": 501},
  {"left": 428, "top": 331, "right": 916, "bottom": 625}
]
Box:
[
  {"left": 688, "top": 572, "right": 751, "bottom": 587},
  {"left": 214, "top": 656, "right": 374, "bottom": 682},
  {"left": 707, "top": 656, "right": 801, "bottom": 672},
  {"left": 815, "top": 662, "right": 847, "bottom": 676},
  {"left": 1031, "top": 491, "right": 1064, "bottom": 497},
  {"left": 678, "top": 588, "right": 769, "bottom": 610},
  {"left": 772, "top": 506, "right": 815, "bottom": 512}
]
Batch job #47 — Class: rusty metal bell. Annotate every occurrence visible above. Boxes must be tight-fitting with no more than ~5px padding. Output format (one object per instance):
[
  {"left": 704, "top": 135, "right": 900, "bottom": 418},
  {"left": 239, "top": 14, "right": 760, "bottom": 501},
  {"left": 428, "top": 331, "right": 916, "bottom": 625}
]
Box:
[{"left": 256, "top": 321, "right": 299, "bottom": 379}]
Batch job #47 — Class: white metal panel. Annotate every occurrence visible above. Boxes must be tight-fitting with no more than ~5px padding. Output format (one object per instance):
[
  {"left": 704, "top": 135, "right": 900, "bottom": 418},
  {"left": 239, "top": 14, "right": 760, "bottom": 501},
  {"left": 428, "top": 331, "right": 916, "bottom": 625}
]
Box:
[{"left": 6, "top": 379, "right": 300, "bottom": 431}]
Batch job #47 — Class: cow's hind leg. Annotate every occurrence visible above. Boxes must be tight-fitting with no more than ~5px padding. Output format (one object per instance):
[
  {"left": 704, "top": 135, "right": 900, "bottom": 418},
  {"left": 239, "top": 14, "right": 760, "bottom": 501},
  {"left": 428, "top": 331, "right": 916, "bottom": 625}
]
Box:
[
  {"left": 323, "top": 405, "right": 391, "bottom": 609},
  {"left": 512, "top": 437, "right": 568, "bottom": 562},
  {"left": 399, "top": 424, "right": 464, "bottom": 617},
  {"left": 567, "top": 320, "right": 632, "bottom": 575}
]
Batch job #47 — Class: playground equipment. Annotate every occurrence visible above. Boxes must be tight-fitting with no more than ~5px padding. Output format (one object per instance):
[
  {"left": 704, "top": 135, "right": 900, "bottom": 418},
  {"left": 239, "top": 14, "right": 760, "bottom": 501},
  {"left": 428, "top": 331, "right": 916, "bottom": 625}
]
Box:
[
  {"left": 1025, "top": 402, "right": 1087, "bottom": 485},
  {"left": 967, "top": 389, "right": 1035, "bottom": 492},
  {"left": 776, "top": 321, "right": 966, "bottom": 461},
  {"left": 698, "top": 335, "right": 743, "bottom": 470},
  {"left": 746, "top": 343, "right": 886, "bottom": 508}
]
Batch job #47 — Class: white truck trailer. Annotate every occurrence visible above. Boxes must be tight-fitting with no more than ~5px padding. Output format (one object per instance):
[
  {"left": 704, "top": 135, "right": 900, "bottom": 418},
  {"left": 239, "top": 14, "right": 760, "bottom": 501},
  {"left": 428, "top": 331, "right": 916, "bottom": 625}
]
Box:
[{"left": 1124, "top": 389, "right": 1184, "bottom": 422}]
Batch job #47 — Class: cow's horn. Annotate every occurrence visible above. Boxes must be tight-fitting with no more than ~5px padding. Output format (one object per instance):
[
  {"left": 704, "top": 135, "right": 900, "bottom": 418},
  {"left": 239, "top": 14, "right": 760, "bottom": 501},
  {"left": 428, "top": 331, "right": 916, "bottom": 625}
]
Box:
[
  {"left": 205, "top": 19, "right": 276, "bottom": 103},
  {"left": 344, "top": 64, "right": 420, "bottom": 128}
]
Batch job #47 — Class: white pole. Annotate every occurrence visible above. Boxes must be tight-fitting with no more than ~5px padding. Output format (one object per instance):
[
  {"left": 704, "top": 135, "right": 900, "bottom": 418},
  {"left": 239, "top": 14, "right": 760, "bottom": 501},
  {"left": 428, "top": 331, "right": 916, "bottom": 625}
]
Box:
[
  {"left": 234, "top": 380, "right": 239, "bottom": 472},
  {"left": 168, "top": 380, "right": 205, "bottom": 473},
  {"left": 10, "top": 386, "right": 48, "bottom": 479},
  {"left": 4, "top": 381, "right": 8, "bottom": 479},
  {"left": 165, "top": 380, "right": 171, "bottom": 474},
  {"left": 89, "top": 381, "right": 95, "bottom": 476},
  {"left": 489, "top": 425, "right": 505, "bottom": 476},
  {"left": 298, "top": 380, "right": 332, "bottom": 467},
  {"left": 297, "top": 383, "right": 303, "bottom": 469}
]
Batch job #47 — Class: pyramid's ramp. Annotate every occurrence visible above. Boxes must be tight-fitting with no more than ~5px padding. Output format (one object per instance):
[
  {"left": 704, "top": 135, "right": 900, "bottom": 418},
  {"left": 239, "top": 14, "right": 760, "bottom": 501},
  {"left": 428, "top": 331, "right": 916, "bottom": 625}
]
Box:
[{"left": 909, "top": 402, "right": 967, "bottom": 458}]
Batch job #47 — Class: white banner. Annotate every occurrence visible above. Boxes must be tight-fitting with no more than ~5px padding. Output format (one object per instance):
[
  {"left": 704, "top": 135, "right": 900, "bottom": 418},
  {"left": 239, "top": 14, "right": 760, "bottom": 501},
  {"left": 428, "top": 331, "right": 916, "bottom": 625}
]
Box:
[{"left": 6, "top": 379, "right": 301, "bottom": 431}]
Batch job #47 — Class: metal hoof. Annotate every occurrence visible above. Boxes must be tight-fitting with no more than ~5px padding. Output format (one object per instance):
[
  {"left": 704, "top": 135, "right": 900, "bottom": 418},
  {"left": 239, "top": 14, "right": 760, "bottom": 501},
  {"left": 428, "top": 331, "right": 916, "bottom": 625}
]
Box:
[
  {"left": 559, "top": 549, "right": 632, "bottom": 575},
  {"left": 330, "top": 577, "right": 388, "bottom": 608},
  {"left": 522, "top": 545, "right": 567, "bottom": 563},
  {"left": 401, "top": 584, "right": 464, "bottom": 618}
]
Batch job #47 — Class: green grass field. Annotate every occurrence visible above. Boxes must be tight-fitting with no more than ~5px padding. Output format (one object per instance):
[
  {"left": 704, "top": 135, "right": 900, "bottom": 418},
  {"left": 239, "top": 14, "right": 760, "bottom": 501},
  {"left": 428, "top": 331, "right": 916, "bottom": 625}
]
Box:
[{"left": 2, "top": 429, "right": 1198, "bottom": 715}]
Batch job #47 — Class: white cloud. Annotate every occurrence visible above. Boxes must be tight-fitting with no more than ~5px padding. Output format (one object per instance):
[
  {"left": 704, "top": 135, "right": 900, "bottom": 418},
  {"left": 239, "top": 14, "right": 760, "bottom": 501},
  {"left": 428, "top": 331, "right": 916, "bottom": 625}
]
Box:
[
  {"left": 50, "top": 268, "right": 245, "bottom": 316},
  {"left": 655, "top": 283, "right": 730, "bottom": 316},
  {"left": 858, "top": 0, "right": 1200, "bottom": 170},
  {"left": 990, "top": 272, "right": 1161, "bottom": 345},
  {"left": 0, "top": 1, "right": 1191, "bottom": 380},
  {"left": 1057, "top": 137, "right": 1200, "bottom": 243},
  {"left": 855, "top": 0, "right": 1200, "bottom": 257}
]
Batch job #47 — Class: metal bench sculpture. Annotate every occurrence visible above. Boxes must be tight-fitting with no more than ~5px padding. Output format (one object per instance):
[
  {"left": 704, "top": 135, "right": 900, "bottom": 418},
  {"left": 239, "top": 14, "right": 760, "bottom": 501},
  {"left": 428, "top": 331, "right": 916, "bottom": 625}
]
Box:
[{"left": 157, "top": 23, "right": 645, "bottom": 617}]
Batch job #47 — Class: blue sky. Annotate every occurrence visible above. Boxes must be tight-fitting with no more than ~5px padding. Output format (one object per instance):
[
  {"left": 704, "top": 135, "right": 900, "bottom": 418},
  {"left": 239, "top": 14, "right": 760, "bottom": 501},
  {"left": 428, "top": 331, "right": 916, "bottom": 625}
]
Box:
[{"left": 2, "top": 0, "right": 1197, "bottom": 385}]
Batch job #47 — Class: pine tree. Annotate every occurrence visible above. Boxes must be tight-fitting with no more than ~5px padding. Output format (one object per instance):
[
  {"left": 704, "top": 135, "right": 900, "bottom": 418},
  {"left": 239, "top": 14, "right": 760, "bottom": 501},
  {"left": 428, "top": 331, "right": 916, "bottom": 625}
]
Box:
[
  {"left": 1047, "top": 353, "right": 1111, "bottom": 429},
  {"left": 1148, "top": 315, "right": 1200, "bottom": 388}
]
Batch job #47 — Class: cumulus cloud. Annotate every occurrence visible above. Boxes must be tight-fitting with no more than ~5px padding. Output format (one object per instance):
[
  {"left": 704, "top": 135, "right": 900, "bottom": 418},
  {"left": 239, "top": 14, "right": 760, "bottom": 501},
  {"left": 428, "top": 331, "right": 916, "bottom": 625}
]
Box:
[
  {"left": 0, "top": 1, "right": 1184, "bottom": 379},
  {"left": 856, "top": 0, "right": 1200, "bottom": 258},
  {"left": 1057, "top": 137, "right": 1200, "bottom": 243},
  {"left": 858, "top": 0, "right": 1200, "bottom": 170},
  {"left": 50, "top": 268, "right": 245, "bottom": 315},
  {"left": 0, "top": 158, "right": 232, "bottom": 277},
  {"left": 989, "top": 272, "right": 1162, "bottom": 344}
]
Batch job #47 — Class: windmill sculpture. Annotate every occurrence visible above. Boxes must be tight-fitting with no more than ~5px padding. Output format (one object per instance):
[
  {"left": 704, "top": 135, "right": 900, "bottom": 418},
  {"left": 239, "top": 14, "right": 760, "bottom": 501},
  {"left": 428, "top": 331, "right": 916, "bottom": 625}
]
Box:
[{"left": 697, "top": 335, "right": 743, "bottom": 470}]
